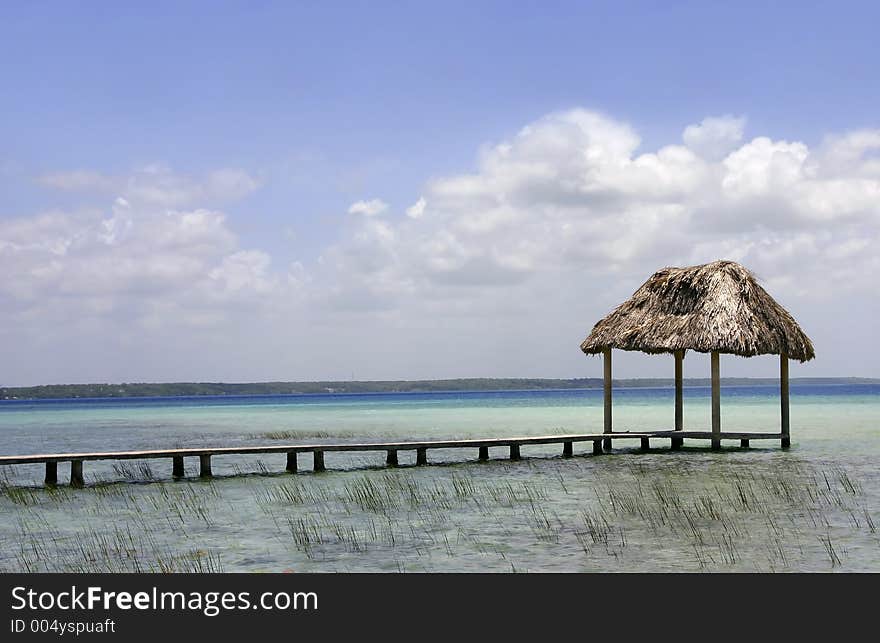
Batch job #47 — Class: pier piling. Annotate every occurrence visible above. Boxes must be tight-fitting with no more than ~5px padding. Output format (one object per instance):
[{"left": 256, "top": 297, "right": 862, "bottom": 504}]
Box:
[
  {"left": 45, "top": 462, "right": 57, "bottom": 486},
  {"left": 172, "top": 456, "right": 185, "bottom": 478},
  {"left": 70, "top": 460, "right": 84, "bottom": 487}
]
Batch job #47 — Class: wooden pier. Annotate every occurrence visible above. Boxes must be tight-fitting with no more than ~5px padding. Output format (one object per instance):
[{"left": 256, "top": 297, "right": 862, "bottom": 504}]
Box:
[{"left": 0, "top": 430, "right": 784, "bottom": 487}]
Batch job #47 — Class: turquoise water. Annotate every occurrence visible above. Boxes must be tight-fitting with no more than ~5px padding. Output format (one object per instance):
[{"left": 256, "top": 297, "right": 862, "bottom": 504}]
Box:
[{"left": 1, "top": 385, "right": 878, "bottom": 572}]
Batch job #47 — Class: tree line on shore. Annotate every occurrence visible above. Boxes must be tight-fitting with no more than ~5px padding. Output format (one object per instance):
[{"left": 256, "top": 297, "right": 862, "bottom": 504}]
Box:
[{"left": 1, "top": 377, "right": 876, "bottom": 400}]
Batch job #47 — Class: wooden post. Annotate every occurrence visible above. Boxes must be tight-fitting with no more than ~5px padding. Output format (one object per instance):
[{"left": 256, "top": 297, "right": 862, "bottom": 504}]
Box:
[
  {"left": 510, "top": 444, "right": 521, "bottom": 460},
  {"left": 672, "top": 349, "right": 684, "bottom": 450},
  {"left": 478, "top": 446, "right": 489, "bottom": 461},
  {"left": 286, "top": 452, "right": 297, "bottom": 473},
  {"left": 711, "top": 351, "right": 721, "bottom": 450},
  {"left": 603, "top": 347, "right": 613, "bottom": 450},
  {"left": 70, "top": 460, "right": 84, "bottom": 487},
  {"left": 640, "top": 437, "right": 650, "bottom": 450},
  {"left": 592, "top": 440, "right": 603, "bottom": 455},
  {"left": 740, "top": 439, "right": 750, "bottom": 448},
  {"left": 172, "top": 456, "right": 185, "bottom": 478},
  {"left": 199, "top": 455, "right": 212, "bottom": 477},
  {"left": 313, "top": 451, "right": 325, "bottom": 472},
  {"left": 45, "top": 462, "right": 58, "bottom": 486},
  {"left": 563, "top": 441, "right": 573, "bottom": 457},
  {"left": 781, "top": 352, "right": 790, "bottom": 448},
  {"left": 416, "top": 448, "right": 427, "bottom": 465},
  {"left": 386, "top": 450, "right": 399, "bottom": 466}
]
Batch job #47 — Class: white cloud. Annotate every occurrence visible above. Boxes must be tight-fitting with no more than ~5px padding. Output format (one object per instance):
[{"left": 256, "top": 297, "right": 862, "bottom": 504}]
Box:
[
  {"left": 406, "top": 197, "right": 426, "bottom": 218},
  {"left": 683, "top": 115, "right": 746, "bottom": 160},
  {"left": 1, "top": 168, "right": 295, "bottom": 346},
  {"left": 722, "top": 136, "right": 809, "bottom": 197},
  {"left": 347, "top": 198, "right": 388, "bottom": 216},
  {"left": 320, "top": 108, "right": 880, "bottom": 324},
  {"left": 817, "top": 130, "right": 880, "bottom": 176},
  {"left": 1, "top": 206, "right": 233, "bottom": 303},
  {"left": 5, "top": 109, "right": 880, "bottom": 383},
  {"left": 208, "top": 250, "right": 275, "bottom": 297}
]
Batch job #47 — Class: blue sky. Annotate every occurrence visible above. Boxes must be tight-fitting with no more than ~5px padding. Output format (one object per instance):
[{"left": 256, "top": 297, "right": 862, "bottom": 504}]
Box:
[{"left": 1, "top": 2, "right": 879, "bottom": 385}]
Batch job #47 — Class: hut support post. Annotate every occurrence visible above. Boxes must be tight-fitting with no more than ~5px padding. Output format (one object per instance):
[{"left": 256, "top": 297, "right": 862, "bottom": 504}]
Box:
[
  {"left": 672, "top": 350, "right": 684, "bottom": 450},
  {"left": 510, "top": 444, "right": 521, "bottom": 460},
  {"left": 286, "top": 452, "right": 297, "bottom": 473},
  {"left": 313, "top": 451, "right": 325, "bottom": 472},
  {"left": 711, "top": 351, "right": 721, "bottom": 450},
  {"left": 478, "top": 446, "right": 489, "bottom": 461},
  {"left": 781, "top": 353, "right": 790, "bottom": 448},
  {"left": 386, "top": 450, "right": 399, "bottom": 466},
  {"left": 172, "top": 456, "right": 185, "bottom": 478},
  {"left": 603, "top": 347, "right": 612, "bottom": 450},
  {"left": 199, "top": 455, "right": 212, "bottom": 478},
  {"left": 563, "top": 441, "right": 573, "bottom": 457},
  {"left": 416, "top": 448, "right": 427, "bottom": 465}
]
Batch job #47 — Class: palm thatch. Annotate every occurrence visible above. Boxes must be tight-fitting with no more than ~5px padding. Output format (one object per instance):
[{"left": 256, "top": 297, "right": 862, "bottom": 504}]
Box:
[{"left": 580, "top": 260, "right": 815, "bottom": 362}]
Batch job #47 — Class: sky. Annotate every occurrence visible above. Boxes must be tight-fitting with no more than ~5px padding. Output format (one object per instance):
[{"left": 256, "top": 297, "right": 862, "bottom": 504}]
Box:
[{"left": 1, "top": 1, "right": 879, "bottom": 386}]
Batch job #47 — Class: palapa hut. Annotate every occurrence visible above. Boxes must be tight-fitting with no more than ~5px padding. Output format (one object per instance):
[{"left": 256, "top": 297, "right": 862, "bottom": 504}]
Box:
[{"left": 580, "top": 260, "right": 814, "bottom": 450}]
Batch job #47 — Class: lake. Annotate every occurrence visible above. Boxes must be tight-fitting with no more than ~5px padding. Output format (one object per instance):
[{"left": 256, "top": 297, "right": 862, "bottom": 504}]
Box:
[{"left": 1, "top": 384, "right": 878, "bottom": 572}]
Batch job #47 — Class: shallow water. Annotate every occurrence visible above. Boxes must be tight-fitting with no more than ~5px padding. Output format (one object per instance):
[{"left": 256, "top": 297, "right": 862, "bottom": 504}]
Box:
[{"left": 1, "top": 385, "right": 878, "bottom": 572}]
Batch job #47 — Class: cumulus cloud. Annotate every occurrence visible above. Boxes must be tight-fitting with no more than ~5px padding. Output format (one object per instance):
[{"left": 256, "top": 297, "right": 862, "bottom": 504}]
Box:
[
  {"left": 406, "top": 197, "right": 427, "bottom": 218},
  {"left": 320, "top": 108, "right": 880, "bottom": 319},
  {"left": 5, "top": 109, "right": 880, "bottom": 382},
  {"left": 347, "top": 198, "right": 388, "bottom": 216},
  {"left": 1, "top": 167, "right": 296, "bottom": 348},
  {"left": 722, "top": 136, "right": 808, "bottom": 198},
  {"left": 208, "top": 250, "right": 275, "bottom": 298},
  {"left": 2, "top": 206, "right": 224, "bottom": 305},
  {"left": 683, "top": 115, "right": 746, "bottom": 160}
]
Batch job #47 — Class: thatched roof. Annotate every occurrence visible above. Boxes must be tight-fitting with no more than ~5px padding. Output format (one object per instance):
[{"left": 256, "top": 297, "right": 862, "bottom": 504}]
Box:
[{"left": 580, "top": 260, "right": 815, "bottom": 362}]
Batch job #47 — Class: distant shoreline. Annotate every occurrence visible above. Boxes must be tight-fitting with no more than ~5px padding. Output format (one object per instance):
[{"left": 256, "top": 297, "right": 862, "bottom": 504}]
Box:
[{"left": 1, "top": 377, "right": 877, "bottom": 400}]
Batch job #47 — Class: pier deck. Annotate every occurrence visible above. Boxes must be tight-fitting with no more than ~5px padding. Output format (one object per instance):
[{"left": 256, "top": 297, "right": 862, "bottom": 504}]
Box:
[{"left": 0, "top": 430, "right": 783, "bottom": 487}]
